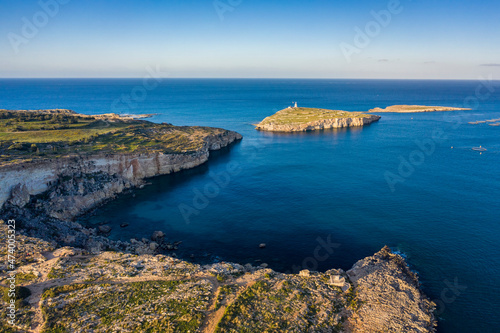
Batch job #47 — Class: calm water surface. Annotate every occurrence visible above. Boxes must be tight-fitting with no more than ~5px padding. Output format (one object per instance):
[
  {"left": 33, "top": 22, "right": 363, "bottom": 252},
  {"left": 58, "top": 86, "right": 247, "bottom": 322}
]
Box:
[{"left": 1, "top": 79, "right": 499, "bottom": 332}]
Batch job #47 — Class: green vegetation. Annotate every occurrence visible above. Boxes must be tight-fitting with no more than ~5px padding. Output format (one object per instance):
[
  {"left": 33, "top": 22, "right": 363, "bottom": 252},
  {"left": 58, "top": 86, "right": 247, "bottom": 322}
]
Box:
[
  {"left": 2, "top": 286, "right": 31, "bottom": 303},
  {"left": 215, "top": 284, "right": 238, "bottom": 310},
  {"left": 0, "top": 109, "right": 226, "bottom": 165},
  {"left": 257, "top": 107, "right": 372, "bottom": 126},
  {"left": 15, "top": 272, "right": 37, "bottom": 284},
  {"left": 41, "top": 280, "right": 212, "bottom": 333},
  {"left": 215, "top": 277, "right": 346, "bottom": 332}
]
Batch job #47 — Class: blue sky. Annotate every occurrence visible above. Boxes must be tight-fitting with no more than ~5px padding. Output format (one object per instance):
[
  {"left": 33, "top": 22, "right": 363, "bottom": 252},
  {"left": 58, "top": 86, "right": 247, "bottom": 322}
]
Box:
[{"left": 0, "top": 0, "right": 499, "bottom": 78}]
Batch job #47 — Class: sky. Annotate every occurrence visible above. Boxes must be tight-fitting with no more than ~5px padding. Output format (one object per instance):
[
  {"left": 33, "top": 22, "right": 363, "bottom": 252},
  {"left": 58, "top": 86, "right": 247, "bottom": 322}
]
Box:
[{"left": 0, "top": 0, "right": 499, "bottom": 79}]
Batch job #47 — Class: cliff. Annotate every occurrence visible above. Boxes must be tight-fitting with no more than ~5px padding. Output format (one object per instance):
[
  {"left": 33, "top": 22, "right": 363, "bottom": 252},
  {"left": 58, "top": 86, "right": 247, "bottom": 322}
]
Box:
[
  {"left": 346, "top": 246, "right": 436, "bottom": 332},
  {"left": 255, "top": 107, "right": 381, "bottom": 132},
  {"left": 0, "top": 221, "right": 436, "bottom": 333},
  {"left": 0, "top": 110, "right": 242, "bottom": 219}
]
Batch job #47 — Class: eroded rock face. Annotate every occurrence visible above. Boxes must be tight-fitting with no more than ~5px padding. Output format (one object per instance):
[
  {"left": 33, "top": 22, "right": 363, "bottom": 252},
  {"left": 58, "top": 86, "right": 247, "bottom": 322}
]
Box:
[
  {"left": 7, "top": 183, "right": 30, "bottom": 208},
  {"left": 346, "top": 246, "right": 437, "bottom": 332},
  {"left": 0, "top": 131, "right": 242, "bottom": 220},
  {"left": 255, "top": 115, "right": 381, "bottom": 132}
]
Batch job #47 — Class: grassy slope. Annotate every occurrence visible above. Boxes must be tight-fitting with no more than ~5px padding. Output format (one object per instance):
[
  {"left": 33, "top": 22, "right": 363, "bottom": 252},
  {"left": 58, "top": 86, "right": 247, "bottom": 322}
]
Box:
[
  {"left": 0, "top": 110, "right": 224, "bottom": 165},
  {"left": 258, "top": 107, "right": 372, "bottom": 126}
]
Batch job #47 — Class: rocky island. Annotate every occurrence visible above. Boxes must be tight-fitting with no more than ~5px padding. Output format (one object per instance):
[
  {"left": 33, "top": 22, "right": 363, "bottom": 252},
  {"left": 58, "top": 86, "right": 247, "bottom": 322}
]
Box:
[
  {"left": 255, "top": 107, "right": 381, "bottom": 132},
  {"left": 369, "top": 105, "right": 470, "bottom": 113},
  {"left": 0, "top": 109, "right": 436, "bottom": 332}
]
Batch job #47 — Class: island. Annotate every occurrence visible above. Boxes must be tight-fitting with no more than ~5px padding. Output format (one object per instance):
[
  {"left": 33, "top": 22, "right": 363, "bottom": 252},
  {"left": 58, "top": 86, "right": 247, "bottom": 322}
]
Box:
[
  {"left": 255, "top": 107, "right": 381, "bottom": 132},
  {"left": 369, "top": 105, "right": 470, "bottom": 113},
  {"left": 0, "top": 109, "right": 436, "bottom": 333}
]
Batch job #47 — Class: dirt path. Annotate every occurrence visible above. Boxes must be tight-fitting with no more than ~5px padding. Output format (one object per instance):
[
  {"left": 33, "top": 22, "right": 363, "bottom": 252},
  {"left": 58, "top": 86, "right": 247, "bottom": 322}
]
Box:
[
  {"left": 200, "top": 276, "right": 258, "bottom": 333},
  {"left": 29, "top": 252, "right": 60, "bottom": 333},
  {"left": 19, "top": 250, "right": 263, "bottom": 333},
  {"left": 23, "top": 256, "right": 219, "bottom": 333}
]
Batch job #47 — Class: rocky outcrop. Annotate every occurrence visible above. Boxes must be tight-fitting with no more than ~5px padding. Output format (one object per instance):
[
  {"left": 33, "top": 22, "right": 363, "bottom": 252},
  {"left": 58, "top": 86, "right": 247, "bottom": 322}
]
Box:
[
  {"left": 0, "top": 225, "right": 437, "bottom": 333},
  {"left": 7, "top": 183, "right": 31, "bottom": 208},
  {"left": 0, "top": 130, "right": 242, "bottom": 219},
  {"left": 256, "top": 115, "right": 381, "bottom": 132},
  {"left": 346, "top": 246, "right": 436, "bottom": 332}
]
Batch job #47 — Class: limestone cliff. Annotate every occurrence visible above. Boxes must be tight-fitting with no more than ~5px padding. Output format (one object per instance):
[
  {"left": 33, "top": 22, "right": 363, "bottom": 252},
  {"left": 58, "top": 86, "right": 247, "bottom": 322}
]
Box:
[
  {"left": 0, "top": 130, "right": 242, "bottom": 220},
  {"left": 255, "top": 107, "right": 381, "bottom": 132},
  {"left": 256, "top": 115, "right": 381, "bottom": 132}
]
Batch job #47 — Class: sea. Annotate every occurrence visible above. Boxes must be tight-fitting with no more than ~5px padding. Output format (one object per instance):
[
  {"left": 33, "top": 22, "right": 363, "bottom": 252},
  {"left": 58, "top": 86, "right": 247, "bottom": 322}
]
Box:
[{"left": 1, "top": 78, "right": 499, "bottom": 332}]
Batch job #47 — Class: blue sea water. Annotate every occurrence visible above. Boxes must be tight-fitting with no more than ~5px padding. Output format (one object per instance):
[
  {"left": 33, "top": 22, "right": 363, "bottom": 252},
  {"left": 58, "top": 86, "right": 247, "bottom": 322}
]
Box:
[{"left": 1, "top": 79, "right": 500, "bottom": 332}]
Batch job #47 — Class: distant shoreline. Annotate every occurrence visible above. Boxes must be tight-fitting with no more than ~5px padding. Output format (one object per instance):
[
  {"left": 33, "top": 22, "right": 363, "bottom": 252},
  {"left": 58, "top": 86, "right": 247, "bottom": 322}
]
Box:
[{"left": 369, "top": 105, "right": 471, "bottom": 113}]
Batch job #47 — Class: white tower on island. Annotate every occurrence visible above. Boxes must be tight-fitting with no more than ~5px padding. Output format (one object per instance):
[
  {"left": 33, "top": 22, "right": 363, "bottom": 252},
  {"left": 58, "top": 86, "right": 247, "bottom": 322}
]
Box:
[{"left": 294, "top": 102, "right": 298, "bottom": 108}]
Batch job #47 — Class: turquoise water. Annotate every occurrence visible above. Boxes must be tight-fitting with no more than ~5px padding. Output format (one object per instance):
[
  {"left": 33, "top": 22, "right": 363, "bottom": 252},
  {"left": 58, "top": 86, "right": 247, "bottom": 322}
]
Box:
[{"left": 1, "top": 79, "right": 500, "bottom": 332}]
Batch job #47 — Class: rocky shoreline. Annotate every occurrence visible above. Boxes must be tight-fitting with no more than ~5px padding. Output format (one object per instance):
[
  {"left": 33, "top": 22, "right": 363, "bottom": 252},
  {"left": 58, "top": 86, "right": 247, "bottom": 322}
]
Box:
[
  {"left": 255, "top": 107, "right": 381, "bottom": 132},
  {"left": 0, "top": 127, "right": 242, "bottom": 257},
  {"left": 256, "top": 114, "right": 381, "bottom": 132},
  {"left": 0, "top": 130, "right": 242, "bottom": 220},
  {"left": 0, "top": 219, "right": 436, "bottom": 332}
]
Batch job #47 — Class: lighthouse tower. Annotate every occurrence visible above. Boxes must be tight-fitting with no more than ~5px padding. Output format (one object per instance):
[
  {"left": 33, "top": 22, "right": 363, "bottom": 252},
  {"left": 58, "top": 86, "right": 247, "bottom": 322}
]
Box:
[{"left": 294, "top": 102, "right": 298, "bottom": 108}]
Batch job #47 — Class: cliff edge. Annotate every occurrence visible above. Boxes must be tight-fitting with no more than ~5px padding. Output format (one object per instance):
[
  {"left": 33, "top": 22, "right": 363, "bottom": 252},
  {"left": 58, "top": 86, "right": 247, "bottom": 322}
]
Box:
[
  {"left": 0, "top": 109, "right": 242, "bottom": 219},
  {"left": 0, "top": 220, "right": 436, "bottom": 333},
  {"left": 255, "top": 107, "right": 381, "bottom": 132}
]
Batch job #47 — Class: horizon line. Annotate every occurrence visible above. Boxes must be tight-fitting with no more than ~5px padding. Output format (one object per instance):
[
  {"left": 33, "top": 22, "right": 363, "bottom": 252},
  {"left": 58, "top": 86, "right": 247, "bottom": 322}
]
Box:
[{"left": 0, "top": 77, "right": 497, "bottom": 81}]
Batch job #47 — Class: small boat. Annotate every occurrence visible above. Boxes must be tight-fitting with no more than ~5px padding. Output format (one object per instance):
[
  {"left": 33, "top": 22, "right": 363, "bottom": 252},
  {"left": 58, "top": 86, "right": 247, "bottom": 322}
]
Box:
[
  {"left": 472, "top": 146, "right": 487, "bottom": 152},
  {"left": 120, "top": 223, "right": 129, "bottom": 228}
]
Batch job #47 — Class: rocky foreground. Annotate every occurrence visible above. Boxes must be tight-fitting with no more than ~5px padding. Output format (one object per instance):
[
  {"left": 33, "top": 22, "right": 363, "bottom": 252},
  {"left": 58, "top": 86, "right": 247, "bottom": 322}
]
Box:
[
  {"left": 369, "top": 105, "right": 470, "bottom": 113},
  {"left": 0, "top": 220, "right": 436, "bottom": 333},
  {"left": 255, "top": 107, "right": 381, "bottom": 132}
]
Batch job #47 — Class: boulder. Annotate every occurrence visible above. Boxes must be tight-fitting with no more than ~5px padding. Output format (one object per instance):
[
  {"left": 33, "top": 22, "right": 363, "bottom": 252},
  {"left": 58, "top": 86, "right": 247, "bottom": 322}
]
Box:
[
  {"left": 98, "top": 225, "right": 112, "bottom": 234},
  {"left": 8, "top": 183, "right": 30, "bottom": 208},
  {"left": 151, "top": 231, "right": 165, "bottom": 241},
  {"left": 53, "top": 247, "right": 84, "bottom": 258},
  {"left": 299, "top": 270, "right": 310, "bottom": 277}
]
